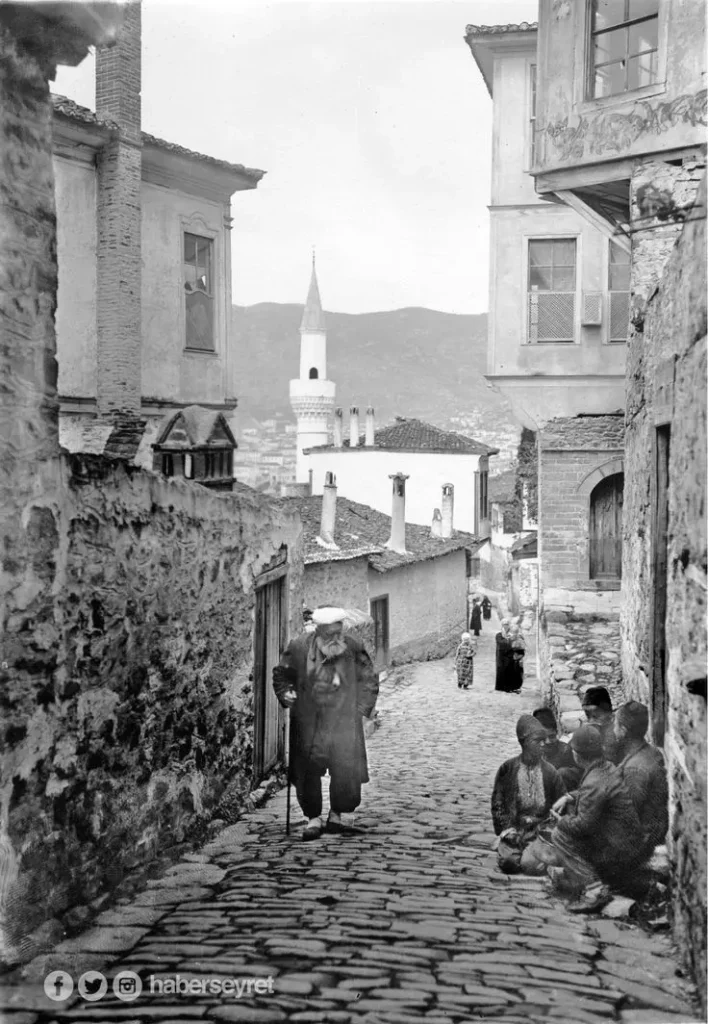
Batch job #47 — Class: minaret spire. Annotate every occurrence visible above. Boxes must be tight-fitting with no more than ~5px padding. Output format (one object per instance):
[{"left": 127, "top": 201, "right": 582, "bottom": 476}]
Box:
[{"left": 300, "top": 249, "right": 326, "bottom": 333}]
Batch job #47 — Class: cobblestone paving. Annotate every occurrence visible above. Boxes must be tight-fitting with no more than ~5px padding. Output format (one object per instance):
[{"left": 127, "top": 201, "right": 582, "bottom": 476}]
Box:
[{"left": 3, "top": 616, "right": 701, "bottom": 1024}]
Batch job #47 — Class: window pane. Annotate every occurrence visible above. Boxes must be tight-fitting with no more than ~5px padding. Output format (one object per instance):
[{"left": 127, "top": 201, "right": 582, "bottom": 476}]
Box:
[
  {"left": 184, "top": 233, "right": 197, "bottom": 264},
  {"left": 629, "top": 18, "right": 658, "bottom": 55},
  {"left": 553, "top": 240, "right": 576, "bottom": 266},
  {"left": 610, "top": 264, "right": 631, "bottom": 290},
  {"left": 627, "top": 51, "right": 658, "bottom": 90},
  {"left": 594, "top": 26, "right": 627, "bottom": 64},
  {"left": 594, "top": 61, "right": 626, "bottom": 97},
  {"left": 529, "top": 241, "right": 554, "bottom": 266},
  {"left": 530, "top": 266, "right": 553, "bottom": 290},
  {"left": 610, "top": 240, "right": 631, "bottom": 265},
  {"left": 593, "top": 0, "right": 628, "bottom": 32},
  {"left": 552, "top": 267, "right": 575, "bottom": 291},
  {"left": 186, "top": 290, "right": 214, "bottom": 350},
  {"left": 629, "top": 0, "right": 659, "bottom": 18}
]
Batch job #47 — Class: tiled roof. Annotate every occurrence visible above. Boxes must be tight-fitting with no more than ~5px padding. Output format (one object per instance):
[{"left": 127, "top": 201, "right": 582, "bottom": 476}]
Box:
[
  {"left": 511, "top": 532, "right": 538, "bottom": 558},
  {"left": 155, "top": 406, "right": 236, "bottom": 448},
  {"left": 540, "top": 414, "right": 625, "bottom": 450},
  {"left": 286, "top": 495, "right": 480, "bottom": 573},
  {"left": 307, "top": 417, "right": 498, "bottom": 456},
  {"left": 465, "top": 22, "right": 538, "bottom": 36},
  {"left": 51, "top": 94, "right": 264, "bottom": 182}
]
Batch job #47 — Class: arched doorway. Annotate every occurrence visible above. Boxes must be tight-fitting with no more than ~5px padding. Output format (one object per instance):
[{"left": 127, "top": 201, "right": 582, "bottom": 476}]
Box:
[
  {"left": 309, "top": 367, "right": 319, "bottom": 379},
  {"left": 589, "top": 472, "right": 624, "bottom": 580}
]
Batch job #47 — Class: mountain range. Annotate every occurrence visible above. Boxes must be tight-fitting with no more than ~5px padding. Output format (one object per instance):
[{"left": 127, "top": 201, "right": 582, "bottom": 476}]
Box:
[{"left": 231, "top": 303, "right": 521, "bottom": 464}]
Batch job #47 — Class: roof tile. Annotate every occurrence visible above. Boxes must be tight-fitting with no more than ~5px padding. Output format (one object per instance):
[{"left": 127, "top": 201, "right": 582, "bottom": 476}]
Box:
[
  {"left": 286, "top": 494, "right": 480, "bottom": 571},
  {"left": 307, "top": 417, "right": 498, "bottom": 456}
]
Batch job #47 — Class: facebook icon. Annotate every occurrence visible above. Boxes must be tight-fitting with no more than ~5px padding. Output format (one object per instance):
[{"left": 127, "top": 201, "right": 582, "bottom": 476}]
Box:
[{"left": 44, "top": 971, "right": 74, "bottom": 1001}]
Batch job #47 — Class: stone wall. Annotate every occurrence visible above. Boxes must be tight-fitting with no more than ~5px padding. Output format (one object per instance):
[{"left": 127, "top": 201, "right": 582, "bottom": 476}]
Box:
[
  {"left": 0, "top": 456, "right": 303, "bottom": 962},
  {"left": 539, "top": 612, "right": 622, "bottom": 735},
  {"left": 622, "top": 165, "right": 707, "bottom": 1011},
  {"left": 303, "top": 557, "right": 370, "bottom": 614}
]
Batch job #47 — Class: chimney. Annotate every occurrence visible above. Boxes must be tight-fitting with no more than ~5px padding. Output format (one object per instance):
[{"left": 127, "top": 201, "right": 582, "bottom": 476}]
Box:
[
  {"left": 319, "top": 472, "right": 337, "bottom": 545},
  {"left": 365, "top": 406, "right": 375, "bottom": 446},
  {"left": 333, "top": 407, "right": 343, "bottom": 448},
  {"left": 385, "top": 473, "right": 409, "bottom": 554},
  {"left": 431, "top": 508, "right": 443, "bottom": 538},
  {"left": 349, "top": 406, "right": 360, "bottom": 447},
  {"left": 95, "top": 1, "right": 142, "bottom": 416},
  {"left": 441, "top": 483, "right": 454, "bottom": 539}
]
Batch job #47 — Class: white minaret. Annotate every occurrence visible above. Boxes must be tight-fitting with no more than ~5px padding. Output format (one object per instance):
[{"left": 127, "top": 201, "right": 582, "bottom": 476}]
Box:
[{"left": 289, "top": 254, "right": 336, "bottom": 484}]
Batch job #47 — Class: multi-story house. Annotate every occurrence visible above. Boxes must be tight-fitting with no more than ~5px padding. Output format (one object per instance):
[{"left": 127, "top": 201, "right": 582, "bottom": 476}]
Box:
[
  {"left": 531, "top": 0, "right": 706, "bottom": 1008},
  {"left": 466, "top": 21, "right": 628, "bottom": 622},
  {"left": 53, "top": 3, "right": 263, "bottom": 489}
]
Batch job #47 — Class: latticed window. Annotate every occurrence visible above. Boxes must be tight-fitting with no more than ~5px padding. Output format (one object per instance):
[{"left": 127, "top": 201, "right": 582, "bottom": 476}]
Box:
[
  {"left": 528, "top": 239, "right": 577, "bottom": 343},
  {"left": 529, "top": 64, "right": 538, "bottom": 166},
  {"left": 609, "top": 240, "right": 630, "bottom": 342},
  {"left": 184, "top": 232, "right": 215, "bottom": 351},
  {"left": 590, "top": 0, "right": 660, "bottom": 99}
]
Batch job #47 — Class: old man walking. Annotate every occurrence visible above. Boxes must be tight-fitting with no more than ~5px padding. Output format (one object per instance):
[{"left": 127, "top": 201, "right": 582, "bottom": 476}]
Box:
[{"left": 273, "top": 606, "right": 379, "bottom": 841}]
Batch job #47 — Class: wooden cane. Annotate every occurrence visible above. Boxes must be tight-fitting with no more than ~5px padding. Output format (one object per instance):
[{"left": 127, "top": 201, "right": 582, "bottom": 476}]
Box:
[{"left": 285, "top": 708, "right": 292, "bottom": 836}]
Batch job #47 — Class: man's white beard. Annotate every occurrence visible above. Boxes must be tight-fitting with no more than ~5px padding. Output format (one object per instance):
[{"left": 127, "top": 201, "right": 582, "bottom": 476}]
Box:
[{"left": 316, "top": 635, "right": 347, "bottom": 661}]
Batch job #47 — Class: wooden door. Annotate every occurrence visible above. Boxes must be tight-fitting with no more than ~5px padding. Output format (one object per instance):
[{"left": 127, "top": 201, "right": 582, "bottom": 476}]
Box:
[
  {"left": 651, "top": 427, "right": 670, "bottom": 746},
  {"left": 253, "top": 576, "right": 286, "bottom": 780},
  {"left": 370, "top": 596, "right": 389, "bottom": 669},
  {"left": 589, "top": 473, "right": 624, "bottom": 579}
]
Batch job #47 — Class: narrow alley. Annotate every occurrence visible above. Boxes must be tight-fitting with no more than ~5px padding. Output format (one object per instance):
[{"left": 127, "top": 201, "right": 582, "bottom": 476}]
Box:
[{"left": 4, "top": 618, "right": 699, "bottom": 1024}]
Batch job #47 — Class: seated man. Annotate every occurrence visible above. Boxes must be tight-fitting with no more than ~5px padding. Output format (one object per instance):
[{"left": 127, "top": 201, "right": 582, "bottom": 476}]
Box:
[
  {"left": 491, "top": 714, "right": 566, "bottom": 874},
  {"left": 533, "top": 707, "right": 576, "bottom": 772},
  {"left": 558, "top": 686, "right": 620, "bottom": 791},
  {"left": 544, "top": 725, "right": 646, "bottom": 911},
  {"left": 614, "top": 700, "right": 669, "bottom": 857}
]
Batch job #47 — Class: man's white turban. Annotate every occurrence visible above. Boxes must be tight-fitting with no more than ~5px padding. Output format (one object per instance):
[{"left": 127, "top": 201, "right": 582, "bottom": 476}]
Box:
[{"left": 311, "top": 606, "right": 347, "bottom": 626}]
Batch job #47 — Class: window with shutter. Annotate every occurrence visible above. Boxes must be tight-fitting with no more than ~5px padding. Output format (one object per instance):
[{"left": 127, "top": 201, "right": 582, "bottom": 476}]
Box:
[
  {"left": 609, "top": 240, "right": 630, "bottom": 342},
  {"left": 528, "top": 239, "right": 577, "bottom": 343}
]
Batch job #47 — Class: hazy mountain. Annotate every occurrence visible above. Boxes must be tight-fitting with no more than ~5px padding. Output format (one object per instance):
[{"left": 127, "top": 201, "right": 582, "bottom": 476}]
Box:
[{"left": 231, "top": 303, "right": 521, "bottom": 465}]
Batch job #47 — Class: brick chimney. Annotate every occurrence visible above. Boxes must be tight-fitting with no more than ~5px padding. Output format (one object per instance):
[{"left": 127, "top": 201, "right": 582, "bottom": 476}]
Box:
[
  {"left": 365, "top": 406, "right": 375, "bottom": 446},
  {"left": 349, "top": 406, "right": 360, "bottom": 447},
  {"left": 441, "top": 483, "right": 454, "bottom": 539},
  {"left": 385, "top": 473, "right": 408, "bottom": 554},
  {"left": 95, "top": 1, "right": 142, "bottom": 416},
  {"left": 333, "top": 407, "right": 343, "bottom": 448},
  {"left": 319, "top": 471, "right": 337, "bottom": 546},
  {"left": 431, "top": 508, "right": 443, "bottom": 538}
]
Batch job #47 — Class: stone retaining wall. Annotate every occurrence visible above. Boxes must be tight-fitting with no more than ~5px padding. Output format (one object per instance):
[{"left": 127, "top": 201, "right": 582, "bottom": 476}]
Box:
[{"left": 539, "top": 611, "right": 622, "bottom": 734}]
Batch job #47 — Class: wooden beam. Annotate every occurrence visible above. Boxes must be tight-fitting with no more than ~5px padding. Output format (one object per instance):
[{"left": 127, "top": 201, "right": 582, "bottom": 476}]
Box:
[
  {"left": 554, "top": 190, "right": 631, "bottom": 253},
  {"left": 535, "top": 158, "right": 635, "bottom": 194}
]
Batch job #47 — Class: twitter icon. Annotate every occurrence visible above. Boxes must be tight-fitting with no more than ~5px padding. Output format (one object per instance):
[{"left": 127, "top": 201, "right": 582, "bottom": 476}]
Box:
[{"left": 78, "top": 971, "right": 108, "bottom": 1001}]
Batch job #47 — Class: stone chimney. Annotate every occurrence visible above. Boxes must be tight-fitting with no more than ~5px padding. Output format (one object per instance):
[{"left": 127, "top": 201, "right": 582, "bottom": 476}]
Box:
[
  {"left": 365, "top": 406, "right": 375, "bottom": 446},
  {"left": 333, "top": 407, "right": 343, "bottom": 448},
  {"left": 431, "top": 508, "right": 443, "bottom": 538},
  {"left": 385, "top": 473, "right": 409, "bottom": 554},
  {"left": 95, "top": 1, "right": 142, "bottom": 416},
  {"left": 441, "top": 483, "right": 454, "bottom": 539},
  {"left": 319, "top": 471, "right": 337, "bottom": 546},
  {"left": 349, "top": 406, "right": 360, "bottom": 448}
]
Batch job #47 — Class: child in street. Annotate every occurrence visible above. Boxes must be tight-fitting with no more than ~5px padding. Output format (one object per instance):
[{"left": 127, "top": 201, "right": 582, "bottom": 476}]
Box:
[{"left": 455, "top": 632, "right": 477, "bottom": 689}]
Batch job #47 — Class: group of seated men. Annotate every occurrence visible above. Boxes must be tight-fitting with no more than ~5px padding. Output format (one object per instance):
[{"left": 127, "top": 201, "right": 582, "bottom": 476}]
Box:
[{"left": 491, "top": 686, "right": 669, "bottom": 913}]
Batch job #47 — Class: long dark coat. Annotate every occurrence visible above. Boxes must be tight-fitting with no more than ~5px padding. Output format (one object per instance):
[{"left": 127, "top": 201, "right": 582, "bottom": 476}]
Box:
[
  {"left": 273, "top": 633, "right": 379, "bottom": 787},
  {"left": 482, "top": 597, "right": 492, "bottom": 620},
  {"left": 469, "top": 603, "right": 482, "bottom": 634},
  {"left": 495, "top": 632, "right": 519, "bottom": 691}
]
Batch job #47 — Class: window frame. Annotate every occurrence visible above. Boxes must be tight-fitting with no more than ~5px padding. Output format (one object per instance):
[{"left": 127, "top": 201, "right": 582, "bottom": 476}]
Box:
[
  {"left": 607, "top": 238, "right": 631, "bottom": 344},
  {"left": 528, "top": 62, "right": 538, "bottom": 170},
  {"left": 180, "top": 215, "right": 220, "bottom": 356},
  {"left": 524, "top": 234, "right": 580, "bottom": 345},
  {"left": 580, "top": 0, "right": 668, "bottom": 109}
]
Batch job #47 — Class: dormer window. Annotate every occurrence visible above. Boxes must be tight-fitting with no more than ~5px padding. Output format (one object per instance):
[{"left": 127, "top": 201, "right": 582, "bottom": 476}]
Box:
[{"left": 184, "top": 232, "right": 215, "bottom": 351}]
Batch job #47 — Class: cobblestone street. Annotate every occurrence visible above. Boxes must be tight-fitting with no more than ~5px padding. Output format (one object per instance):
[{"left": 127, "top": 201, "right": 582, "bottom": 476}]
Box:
[{"left": 3, "top": 618, "right": 701, "bottom": 1024}]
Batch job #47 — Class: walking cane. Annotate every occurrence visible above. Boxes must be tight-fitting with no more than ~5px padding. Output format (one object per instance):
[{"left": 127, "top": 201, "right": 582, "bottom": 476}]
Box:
[{"left": 285, "top": 708, "right": 292, "bottom": 836}]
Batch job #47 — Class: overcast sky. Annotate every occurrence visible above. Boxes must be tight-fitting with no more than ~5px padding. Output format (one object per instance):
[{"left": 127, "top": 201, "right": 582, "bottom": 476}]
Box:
[{"left": 53, "top": 0, "right": 538, "bottom": 314}]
